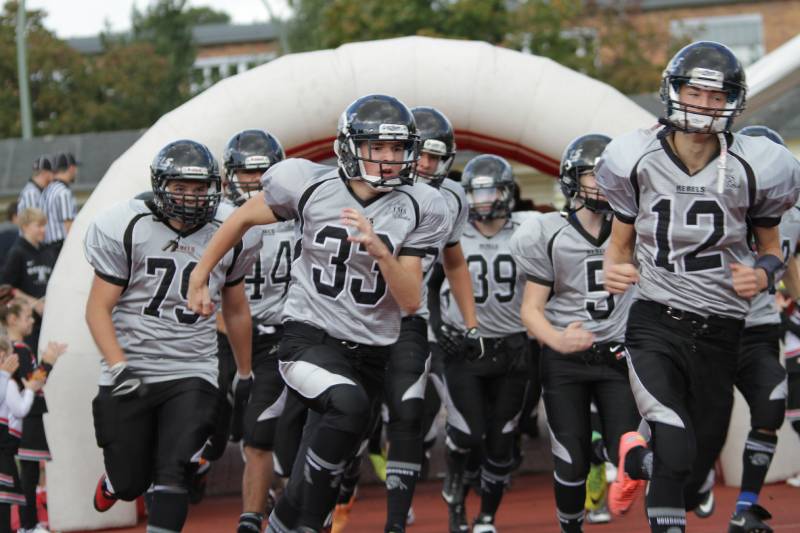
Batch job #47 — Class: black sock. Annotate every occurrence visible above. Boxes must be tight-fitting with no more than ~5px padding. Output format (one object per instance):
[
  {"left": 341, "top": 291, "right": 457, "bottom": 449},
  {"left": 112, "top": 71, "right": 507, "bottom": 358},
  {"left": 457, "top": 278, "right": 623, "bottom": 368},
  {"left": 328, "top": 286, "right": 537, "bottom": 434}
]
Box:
[
  {"left": 385, "top": 437, "right": 422, "bottom": 531},
  {"left": 553, "top": 472, "right": 585, "bottom": 533},
  {"left": 297, "top": 430, "right": 355, "bottom": 531},
  {"left": 480, "top": 457, "right": 513, "bottom": 517},
  {"left": 148, "top": 489, "right": 189, "bottom": 532},
  {"left": 646, "top": 477, "right": 686, "bottom": 532},
  {"left": 19, "top": 460, "right": 40, "bottom": 528},
  {"left": 737, "top": 430, "right": 778, "bottom": 512},
  {"left": 0, "top": 502, "right": 10, "bottom": 533},
  {"left": 238, "top": 512, "right": 264, "bottom": 533},
  {"left": 625, "top": 446, "right": 653, "bottom": 480}
]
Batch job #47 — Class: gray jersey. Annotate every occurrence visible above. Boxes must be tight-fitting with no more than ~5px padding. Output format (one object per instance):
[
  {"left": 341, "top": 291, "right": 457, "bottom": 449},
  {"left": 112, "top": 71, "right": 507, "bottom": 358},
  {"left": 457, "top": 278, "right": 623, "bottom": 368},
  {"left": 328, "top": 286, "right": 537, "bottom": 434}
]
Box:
[
  {"left": 84, "top": 199, "right": 260, "bottom": 386},
  {"left": 262, "top": 159, "right": 450, "bottom": 346},
  {"left": 217, "top": 202, "right": 295, "bottom": 326},
  {"left": 510, "top": 211, "right": 633, "bottom": 344},
  {"left": 441, "top": 213, "right": 528, "bottom": 338},
  {"left": 412, "top": 178, "right": 470, "bottom": 320},
  {"left": 746, "top": 203, "right": 800, "bottom": 328},
  {"left": 596, "top": 128, "right": 800, "bottom": 319}
]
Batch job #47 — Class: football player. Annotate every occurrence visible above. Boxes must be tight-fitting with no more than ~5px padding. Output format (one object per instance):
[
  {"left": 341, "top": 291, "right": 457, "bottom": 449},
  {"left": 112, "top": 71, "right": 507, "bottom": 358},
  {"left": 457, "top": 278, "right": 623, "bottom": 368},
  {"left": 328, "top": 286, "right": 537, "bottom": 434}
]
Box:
[
  {"left": 84, "top": 140, "right": 259, "bottom": 532},
  {"left": 718, "top": 125, "right": 800, "bottom": 532},
  {"left": 187, "top": 94, "right": 450, "bottom": 533},
  {"left": 512, "top": 134, "right": 640, "bottom": 533},
  {"left": 595, "top": 41, "right": 800, "bottom": 533},
  {"left": 438, "top": 155, "right": 529, "bottom": 533}
]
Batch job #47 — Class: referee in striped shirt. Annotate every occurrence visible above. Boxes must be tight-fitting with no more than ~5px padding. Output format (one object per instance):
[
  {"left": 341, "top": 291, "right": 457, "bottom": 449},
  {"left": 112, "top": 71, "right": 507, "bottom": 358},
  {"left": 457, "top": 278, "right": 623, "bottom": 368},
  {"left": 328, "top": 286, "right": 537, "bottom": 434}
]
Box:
[
  {"left": 17, "top": 154, "right": 54, "bottom": 212},
  {"left": 41, "top": 152, "right": 78, "bottom": 255}
]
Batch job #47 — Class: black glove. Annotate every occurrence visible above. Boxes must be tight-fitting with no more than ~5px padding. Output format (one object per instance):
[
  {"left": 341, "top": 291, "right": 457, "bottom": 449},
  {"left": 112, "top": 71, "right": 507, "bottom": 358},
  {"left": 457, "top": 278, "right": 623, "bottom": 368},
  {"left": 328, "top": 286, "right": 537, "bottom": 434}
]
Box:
[
  {"left": 109, "top": 362, "right": 148, "bottom": 398},
  {"left": 438, "top": 324, "right": 485, "bottom": 361},
  {"left": 462, "top": 327, "right": 485, "bottom": 361},
  {"left": 228, "top": 372, "right": 254, "bottom": 442}
]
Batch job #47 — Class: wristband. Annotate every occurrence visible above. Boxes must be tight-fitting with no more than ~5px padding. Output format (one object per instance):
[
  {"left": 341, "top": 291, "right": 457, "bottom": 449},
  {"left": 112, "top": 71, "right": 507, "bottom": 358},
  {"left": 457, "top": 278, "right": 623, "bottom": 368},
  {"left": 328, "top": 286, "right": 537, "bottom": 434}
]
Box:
[{"left": 755, "top": 254, "right": 783, "bottom": 295}]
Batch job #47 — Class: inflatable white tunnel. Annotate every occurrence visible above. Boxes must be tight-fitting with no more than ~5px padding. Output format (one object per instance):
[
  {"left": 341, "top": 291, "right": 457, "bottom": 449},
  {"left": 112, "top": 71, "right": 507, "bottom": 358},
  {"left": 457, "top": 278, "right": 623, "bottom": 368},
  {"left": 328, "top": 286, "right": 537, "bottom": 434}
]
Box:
[{"left": 42, "top": 36, "right": 666, "bottom": 530}]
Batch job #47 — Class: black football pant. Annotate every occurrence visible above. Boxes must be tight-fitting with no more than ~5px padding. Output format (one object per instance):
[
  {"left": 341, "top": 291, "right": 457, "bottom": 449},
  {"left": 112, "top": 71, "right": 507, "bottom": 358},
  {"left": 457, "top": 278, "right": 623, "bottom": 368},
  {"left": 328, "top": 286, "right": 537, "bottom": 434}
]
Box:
[
  {"left": 269, "top": 321, "right": 388, "bottom": 532},
  {"left": 541, "top": 344, "right": 639, "bottom": 531},
  {"left": 444, "top": 332, "right": 529, "bottom": 517},
  {"left": 788, "top": 343, "right": 800, "bottom": 438},
  {"left": 625, "top": 300, "right": 742, "bottom": 531},
  {"left": 92, "top": 377, "right": 217, "bottom": 498},
  {"left": 202, "top": 332, "right": 236, "bottom": 461},
  {"left": 736, "top": 324, "right": 786, "bottom": 431}
]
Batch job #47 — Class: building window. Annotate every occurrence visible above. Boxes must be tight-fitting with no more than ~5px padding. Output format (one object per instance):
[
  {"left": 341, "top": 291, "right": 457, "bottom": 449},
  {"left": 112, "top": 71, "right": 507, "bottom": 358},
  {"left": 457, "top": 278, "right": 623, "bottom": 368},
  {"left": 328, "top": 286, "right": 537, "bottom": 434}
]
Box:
[{"left": 670, "top": 13, "right": 764, "bottom": 66}]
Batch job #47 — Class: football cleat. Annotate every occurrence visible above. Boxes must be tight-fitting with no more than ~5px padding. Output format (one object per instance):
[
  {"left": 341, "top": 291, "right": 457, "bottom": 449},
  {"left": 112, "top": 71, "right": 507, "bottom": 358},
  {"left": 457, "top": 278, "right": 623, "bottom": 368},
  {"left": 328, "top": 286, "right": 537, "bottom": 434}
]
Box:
[
  {"left": 331, "top": 491, "right": 357, "bottom": 533},
  {"left": 728, "top": 504, "right": 773, "bottom": 533},
  {"left": 585, "top": 460, "right": 607, "bottom": 511},
  {"left": 369, "top": 451, "right": 387, "bottom": 482},
  {"left": 608, "top": 432, "right": 647, "bottom": 516},
  {"left": 694, "top": 490, "right": 715, "bottom": 518},
  {"left": 93, "top": 474, "right": 117, "bottom": 513},
  {"left": 472, "top": 513, "right": 496, "bottom": 533},
  {"left": 586, "top": 503, "right": 611, "bottom": 524}
]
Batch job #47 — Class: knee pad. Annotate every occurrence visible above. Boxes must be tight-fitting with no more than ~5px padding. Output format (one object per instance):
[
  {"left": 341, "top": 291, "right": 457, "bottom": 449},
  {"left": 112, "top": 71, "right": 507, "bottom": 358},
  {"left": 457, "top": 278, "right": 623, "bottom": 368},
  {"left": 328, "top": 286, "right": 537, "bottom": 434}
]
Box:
[
  {"left": 327, "top": 385, "right": 371, "bottom": 435},
  {"left": 751, "top": 400, "right": 786, "bottom": 432},
  {"left": 651, "top": 423, "right": 693, "bottom": 481},
  {"left": 446, "top": 431, "right": 480, "bottom": 454},
  {"left": 386, "top": 399, "right": 424, "bottom": 442}
]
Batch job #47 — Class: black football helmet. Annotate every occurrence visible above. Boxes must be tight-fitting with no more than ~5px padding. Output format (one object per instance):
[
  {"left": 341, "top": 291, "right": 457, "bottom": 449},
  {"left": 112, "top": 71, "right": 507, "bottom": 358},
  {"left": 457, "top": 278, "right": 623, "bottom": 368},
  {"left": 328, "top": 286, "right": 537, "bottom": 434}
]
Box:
[
  {"left": 411, "top": 106, "right": 456, "bottom": 188},
  {"left": 463, "top": 155, "right": 516, "bottom": 221},
  {"left": 150, "top": 140, "right": 221, "bottom": 228},
  {"left": 335, "top": 94, "right": 419, "bottom": 191},
  {"left": 559, "top": 134, "right": 612, "bottom": 214},
  {"left": 223, "top": 129, "right": 285, "bottom": 205},
  {"left": 660, "top": 41, "right": 746, "bottom": 134},
  {"left": 738, "top": 125, "right": 785, "bottom": 146}
]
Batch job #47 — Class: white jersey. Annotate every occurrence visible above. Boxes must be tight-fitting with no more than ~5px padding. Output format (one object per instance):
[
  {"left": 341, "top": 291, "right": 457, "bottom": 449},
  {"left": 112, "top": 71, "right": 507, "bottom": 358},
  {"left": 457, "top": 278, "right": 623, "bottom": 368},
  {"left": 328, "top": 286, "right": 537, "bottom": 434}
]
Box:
[
  {"left": 261, "top": 159, "right": 451, "bottom": 346},
  {"left": 84, "top": 199, "right": 260, "bottom": 386},
  {"left": 441, "top": 213, "right": 528, "bottom": 338},
  {"left": 510, "top": 211, "right": 634, "bottom": 344},
  {"left": 596, "top": 127, "right": 800, "bottom": 319}
]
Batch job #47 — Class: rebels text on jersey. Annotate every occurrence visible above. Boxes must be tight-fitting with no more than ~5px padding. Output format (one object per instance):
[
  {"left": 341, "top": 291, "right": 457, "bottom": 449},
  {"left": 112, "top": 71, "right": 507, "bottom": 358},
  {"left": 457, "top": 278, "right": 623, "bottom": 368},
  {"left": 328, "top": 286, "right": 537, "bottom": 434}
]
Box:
[
  {"left": 84, "top": 199, "right": 260, "bottom": 386},
  {"left": 596, "top": 128, "right": 800, "bottom": 319},
  {"left": 262, "top": 159, "right": 451, "bottom": 346},
  {"left": 510, "top": 211, "right": 634, "bottom": 344},
  {"left": 441, "top": 213, "right": 528, "bottom": 338},
  {"left": 746, "top": 203, "right": 800, "bottom": 328},
  {"left": 218, "top": 201, "right": 294, "bottom": 326}
]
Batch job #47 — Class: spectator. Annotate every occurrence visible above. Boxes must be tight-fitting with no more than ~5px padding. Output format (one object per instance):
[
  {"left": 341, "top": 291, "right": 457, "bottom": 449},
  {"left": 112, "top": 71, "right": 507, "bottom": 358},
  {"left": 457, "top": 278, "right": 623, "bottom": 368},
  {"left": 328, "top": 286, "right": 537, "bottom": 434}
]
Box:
[
  {"left": 17, "top": 156, "right": 54, "bottom": 213},
  {"left": 0, "top": 202, "right": 18, "bottom": 264},
  {"left": 0, "top": 208, "right": 55, "bottom": 352},
  {"left": 41, "top": 153, "right": 78, "bottom": 256}
]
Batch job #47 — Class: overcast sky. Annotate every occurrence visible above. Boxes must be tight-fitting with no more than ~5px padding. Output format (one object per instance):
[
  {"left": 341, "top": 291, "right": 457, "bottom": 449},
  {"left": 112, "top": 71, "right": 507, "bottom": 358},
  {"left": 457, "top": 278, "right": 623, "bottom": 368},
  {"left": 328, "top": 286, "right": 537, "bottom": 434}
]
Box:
[{"left": 26, "top": 0, "right": 291, "bottom": 38}]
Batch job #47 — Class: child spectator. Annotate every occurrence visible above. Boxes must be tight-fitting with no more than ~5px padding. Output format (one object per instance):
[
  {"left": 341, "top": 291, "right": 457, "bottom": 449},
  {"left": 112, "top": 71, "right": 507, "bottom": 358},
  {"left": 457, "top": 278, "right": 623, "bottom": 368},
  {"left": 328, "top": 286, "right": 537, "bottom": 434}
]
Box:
[
  {"left": 0, "top": 299, "right": 63, "bottom": 533},
  {"left": 0, "top": 209, "right": 55, "bottom": 351},
  {"left": 0, "top": 330, "right": 43, "bottom": 533}
]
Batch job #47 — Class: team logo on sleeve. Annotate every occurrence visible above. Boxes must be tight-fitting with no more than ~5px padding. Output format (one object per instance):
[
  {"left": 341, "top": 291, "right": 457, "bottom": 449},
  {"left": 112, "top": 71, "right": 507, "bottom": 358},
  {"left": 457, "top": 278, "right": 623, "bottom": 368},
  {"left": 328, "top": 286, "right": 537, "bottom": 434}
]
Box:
[{"left": 391, "top": 203, "right": 411, "bottom": 221}]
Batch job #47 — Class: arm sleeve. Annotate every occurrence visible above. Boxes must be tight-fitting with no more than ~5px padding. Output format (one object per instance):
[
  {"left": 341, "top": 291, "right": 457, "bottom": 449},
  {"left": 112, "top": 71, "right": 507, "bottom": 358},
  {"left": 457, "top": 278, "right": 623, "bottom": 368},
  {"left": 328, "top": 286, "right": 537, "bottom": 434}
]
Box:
[
  {"left": 261, "top": 159, "right": 310, "bottom": 221},
  {"left": 225, "top": 229, "right": 262, "bottom": 285},
  {"left": 509, "top": 215, "right": 556, "bottom": 287},
  {"left": 749, "top": 147, "right": 800, "bottom": 227},
  {"left": 400, "top": 192, "right": 452, "bottom": 256},
  {"left": 443, "top": 183, "right": 469, "bottom": 246},
  {"left": 594, "top": 139, "right": 639, "bottom": 224},
  {"left": 6, "top": 384, "right": 34, "bottom": 418},
  {"left": 83, "top": 209, "right": 130, "bottom": 285}
]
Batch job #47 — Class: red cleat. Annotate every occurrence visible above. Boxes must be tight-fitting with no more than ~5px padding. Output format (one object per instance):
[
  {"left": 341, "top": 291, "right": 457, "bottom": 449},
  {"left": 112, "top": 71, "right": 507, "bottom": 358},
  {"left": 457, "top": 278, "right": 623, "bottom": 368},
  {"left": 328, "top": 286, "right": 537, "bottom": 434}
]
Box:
[
  {"left": 609, "top": 432, "right": 647, "bottom": 516},
  {"left": 93, "top": 475, "right": 118, "bottom": 513}
]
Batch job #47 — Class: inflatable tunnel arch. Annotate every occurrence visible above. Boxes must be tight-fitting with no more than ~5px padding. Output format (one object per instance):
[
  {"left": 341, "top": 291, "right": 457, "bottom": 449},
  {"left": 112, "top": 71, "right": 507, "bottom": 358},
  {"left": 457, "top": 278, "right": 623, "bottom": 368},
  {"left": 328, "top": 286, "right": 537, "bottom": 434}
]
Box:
[{"left": 42, "top": 36, "right": 659, "bottom": 530}]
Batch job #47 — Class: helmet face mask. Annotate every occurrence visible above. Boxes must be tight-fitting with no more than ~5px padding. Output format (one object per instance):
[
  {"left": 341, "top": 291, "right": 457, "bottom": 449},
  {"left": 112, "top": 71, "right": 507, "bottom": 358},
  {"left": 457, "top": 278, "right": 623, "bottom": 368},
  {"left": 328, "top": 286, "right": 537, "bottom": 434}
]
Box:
[
  {"left": 151, "top": 140, "right": 222, "bottom": 228},
  {"left": 411, "top": 107, "right": 456, "bottom": 187},
  {"left": 337, "top": 95, "right": 420, "bottom": 192},
  {"left": 660, "top": 41, "right": 747, "bottom": 134},
  {"left": 224, "top": 130, "right": 285, "bottom": 205},
  {"left": 463, "top": 155, "right": 516, "bottom": 222},
  {"left": 576, "top": 174, "right": 611, "bottom": 214}
]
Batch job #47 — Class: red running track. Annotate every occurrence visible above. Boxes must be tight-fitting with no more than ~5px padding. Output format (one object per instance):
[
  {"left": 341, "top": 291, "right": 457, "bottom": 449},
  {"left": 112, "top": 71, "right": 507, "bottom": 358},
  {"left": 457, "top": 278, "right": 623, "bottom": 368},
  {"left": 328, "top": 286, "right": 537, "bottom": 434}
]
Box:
[{"left": 87, "top": 474, "right": 800, "bottom": 532}]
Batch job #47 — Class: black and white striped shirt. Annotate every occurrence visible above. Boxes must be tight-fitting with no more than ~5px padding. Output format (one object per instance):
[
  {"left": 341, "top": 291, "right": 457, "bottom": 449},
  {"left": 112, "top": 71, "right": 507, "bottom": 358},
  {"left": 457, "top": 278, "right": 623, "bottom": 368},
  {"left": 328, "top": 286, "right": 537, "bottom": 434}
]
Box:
[
  {"left": 17, "top": 180, "right": 44, "bottom": 212},
  {"left": 41, "top": 180, "right": 77, "bottom": 244}
]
